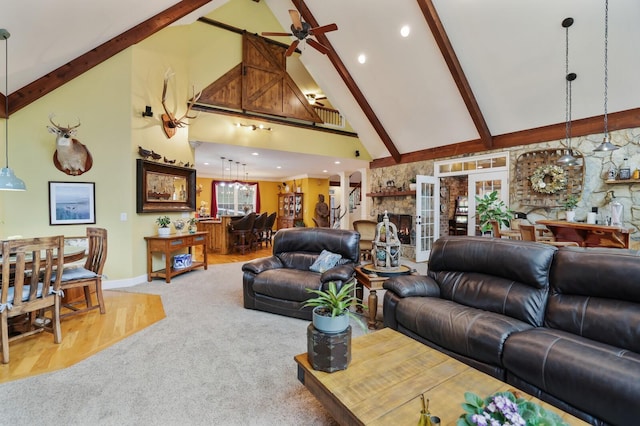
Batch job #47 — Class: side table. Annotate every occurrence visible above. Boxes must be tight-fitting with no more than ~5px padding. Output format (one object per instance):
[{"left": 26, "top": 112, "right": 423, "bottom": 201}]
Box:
[
  {"left": 144, "top": 232, "right": 208, "bottom": 283},
  {"left": 354, "top": 266, "right": 390, "bottom": 329}
]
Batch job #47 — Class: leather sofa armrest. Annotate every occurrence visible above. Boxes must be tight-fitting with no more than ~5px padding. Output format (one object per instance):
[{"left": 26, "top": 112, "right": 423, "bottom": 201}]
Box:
[
  {"left": 242, "top": 256, "right": 284, "bottom": 275},
  {"left": 320, "top": 264, "right": 355, "bottom": 284},
  {"left": 383, "top": 275, "right": 441, "bottom": 298}
]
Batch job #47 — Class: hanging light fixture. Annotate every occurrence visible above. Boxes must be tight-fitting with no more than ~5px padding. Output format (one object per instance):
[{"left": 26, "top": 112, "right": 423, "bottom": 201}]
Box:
[
  {"left": 0, "top": 29, "right": 26, "bottom": 191},
  {"left": 242, "top": 163, "right": 248, "bottom": 191},
  {"left": 219, "top": 157, "right": 226, "bottom": 187},
  {"left": 594, "top": 0, "right": 618, "bottom": 152},
  {"left": 558, "top": 18, "right": 578, "bottom": 166},
  {"left": 235, "top": 161, "right": 240, "bottom": 188}
]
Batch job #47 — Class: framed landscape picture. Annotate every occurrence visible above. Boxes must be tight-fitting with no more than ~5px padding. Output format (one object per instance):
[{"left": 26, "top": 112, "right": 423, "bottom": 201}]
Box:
[
  {"left": 49, "top": 181, "right": 96, "bottom": 225},
  {"left": 136, "top": 159, "right": 196, "bottom": 213}
]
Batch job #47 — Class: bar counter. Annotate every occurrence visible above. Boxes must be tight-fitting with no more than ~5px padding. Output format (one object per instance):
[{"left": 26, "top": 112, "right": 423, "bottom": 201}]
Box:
[{"left": 536, "top": 220, "right": 634, "bottom": 249}]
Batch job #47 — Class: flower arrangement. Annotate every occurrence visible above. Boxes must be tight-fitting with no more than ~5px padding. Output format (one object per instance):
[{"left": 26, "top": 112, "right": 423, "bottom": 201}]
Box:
[
  {"left": 529, "top": 165, "right": 567, "bottom": 195},
  {"left": 475, "top": 191, "right": 514, "bottom": 232},
  {"left": 457, "top": 391, "right": 568, "bottom": 426}
]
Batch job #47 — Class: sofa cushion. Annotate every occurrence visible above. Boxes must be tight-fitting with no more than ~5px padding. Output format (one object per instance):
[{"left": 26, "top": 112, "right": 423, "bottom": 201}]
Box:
[
  {"left": 309, "top": 249, "right": 341, "bottom": 273},
  {"left": 548, "top": 247, "right": 640, "bottom": 353},
  {"left": 503, "top": 327, "right": 640, "bottom": 426},
  {"left": 395, "top": 297, "right": 534, "bottom": 367},
  {"left": 427, "top": 236, "right": 556, "bottom": 327},
  {"left": 252, "top": 269, "right": 322, "bottom": 302}
]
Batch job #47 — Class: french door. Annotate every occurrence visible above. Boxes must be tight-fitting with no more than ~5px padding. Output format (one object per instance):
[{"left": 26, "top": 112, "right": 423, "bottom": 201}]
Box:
[
  {"left": 467, "top": 171, "right": 509, "bottom": 235},
  {"left": 415, "top": 175, "right": 439, "bottom": 262}
]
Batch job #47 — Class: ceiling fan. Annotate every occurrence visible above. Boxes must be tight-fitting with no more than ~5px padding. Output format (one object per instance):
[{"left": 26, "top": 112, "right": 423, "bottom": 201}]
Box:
[
  {"left": 262, "top": 9, "right": 338, "bottom": 57},
  {"left": 306, "top": 93, "right": 327, "bottom": 107}
]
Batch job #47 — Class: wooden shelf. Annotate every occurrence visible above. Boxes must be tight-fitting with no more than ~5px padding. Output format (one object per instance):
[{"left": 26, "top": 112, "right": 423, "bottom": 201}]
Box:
[
  {"left": 367, "top": 190, "right": 416, "bottom": 198},
  {"left": 605, "top": 179, "right": 640, "bottom": 184}
]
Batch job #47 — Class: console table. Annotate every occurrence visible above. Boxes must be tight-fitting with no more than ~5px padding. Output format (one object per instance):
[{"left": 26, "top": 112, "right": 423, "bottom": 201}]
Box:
[
  {"left": 536, "top": 220, "right": 633, "bottom": 249},
  {"left": 144, "top": 232, "right": 208, "bottom": 283}
]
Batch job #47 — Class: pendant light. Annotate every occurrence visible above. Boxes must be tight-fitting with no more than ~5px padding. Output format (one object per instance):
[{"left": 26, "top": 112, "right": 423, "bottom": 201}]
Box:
[
  {"left": 219, "top": 157, "right": 226, "bottom": 187},
  {"left": 558, "top": 18, "right": 578, "bottom": 166},
  {"left": 594, "top": 0, "right": 618, "bottom": 152},
  {"left": 0, "top": 29, "right": 26, "bottom": 191}
]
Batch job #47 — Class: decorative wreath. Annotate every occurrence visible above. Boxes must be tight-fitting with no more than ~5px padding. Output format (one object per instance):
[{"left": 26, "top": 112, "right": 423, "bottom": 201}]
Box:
[{"left": 529, "top": 165, "right": 567, "bottom": 194}]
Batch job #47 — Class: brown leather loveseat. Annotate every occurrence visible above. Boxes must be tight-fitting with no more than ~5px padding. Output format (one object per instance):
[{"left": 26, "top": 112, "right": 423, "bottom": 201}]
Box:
[
  {"left": 242, "top": 227, "right": 360, "bottom": 320},
  {"left": 383, "top": 236, "right": 640, "bottom": 426}
]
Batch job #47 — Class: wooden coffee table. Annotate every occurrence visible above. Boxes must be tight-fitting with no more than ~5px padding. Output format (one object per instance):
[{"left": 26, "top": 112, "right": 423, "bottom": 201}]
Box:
[{"left": 294, "top": 328, "right": 586, "bottom": 425}]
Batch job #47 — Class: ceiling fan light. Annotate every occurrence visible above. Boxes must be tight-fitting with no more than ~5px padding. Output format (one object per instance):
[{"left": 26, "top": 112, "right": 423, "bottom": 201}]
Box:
[{"left": 594, "top": 134, "right": 618, "bottom": 152}]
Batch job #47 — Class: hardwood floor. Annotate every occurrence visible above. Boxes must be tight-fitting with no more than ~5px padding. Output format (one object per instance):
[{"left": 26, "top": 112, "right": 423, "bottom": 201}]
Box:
[
  {"left": 0, "top": 291, "right": 165, "bottom": 384},
  {"left": 0, "top": 244, "right": 272, "bottom": 384}
]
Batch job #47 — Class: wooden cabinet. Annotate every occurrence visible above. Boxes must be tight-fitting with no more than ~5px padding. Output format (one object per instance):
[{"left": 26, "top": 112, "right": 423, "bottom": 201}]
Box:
[
  {"left": 144, "top": 232, "right": 208, "bottom": 283},
  {"left": 278, "top": 192, "right": 303, "bottom": 229},
  {"left": 196, "top": 216, "right": 237, "bottom": 254}
]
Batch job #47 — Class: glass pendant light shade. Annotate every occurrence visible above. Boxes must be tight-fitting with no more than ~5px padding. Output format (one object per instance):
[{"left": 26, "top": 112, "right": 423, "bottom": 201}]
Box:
[
  {"left": 1, "top": 28, "right": 26, "bottom": 191},
  {"left": 0, "top": 166, "right": 26, "bottom": 190}
]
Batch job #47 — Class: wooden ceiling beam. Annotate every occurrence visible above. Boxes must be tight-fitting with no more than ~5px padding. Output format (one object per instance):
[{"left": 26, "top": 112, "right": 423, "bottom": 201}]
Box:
[
  {"left": 416, "top": 0, "right": 493, "bottom": 149},
  {"left": 5, "top": 0, "right": 213, "bottom": 117},
  {"left": 370, "top": 108, "right": 640, "bottom": 168},
  {"left": 293, "top": 0, "right": 402, "bottom": 163}
]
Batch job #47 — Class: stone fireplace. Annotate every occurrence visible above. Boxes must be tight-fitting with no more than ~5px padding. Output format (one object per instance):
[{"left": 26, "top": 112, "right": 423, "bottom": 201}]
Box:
[{"left": 377, "top": 213, "right": 413, "bottom": 244}]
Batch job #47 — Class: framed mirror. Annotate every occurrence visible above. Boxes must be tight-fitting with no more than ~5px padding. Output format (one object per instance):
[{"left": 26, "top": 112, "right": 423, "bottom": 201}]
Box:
[{"left": 136, "top": 159, "right": 196, "bottom": 213}]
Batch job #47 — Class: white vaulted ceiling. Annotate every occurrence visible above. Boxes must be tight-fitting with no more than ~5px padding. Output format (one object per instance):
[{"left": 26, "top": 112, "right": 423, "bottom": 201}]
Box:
[{"left": 3, "top": 0, "right": 640, "bottom": 179}]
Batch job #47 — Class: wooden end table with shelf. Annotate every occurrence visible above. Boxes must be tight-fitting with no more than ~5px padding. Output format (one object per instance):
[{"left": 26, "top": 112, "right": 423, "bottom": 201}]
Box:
[{"left": 144, "top": 232, "right": 208, "bottom": 283}]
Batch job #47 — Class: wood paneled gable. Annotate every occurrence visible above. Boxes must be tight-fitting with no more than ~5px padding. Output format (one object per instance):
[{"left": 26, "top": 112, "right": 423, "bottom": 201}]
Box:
[{"left": 198, "top": 33, "right": 322, "bottom": 123}]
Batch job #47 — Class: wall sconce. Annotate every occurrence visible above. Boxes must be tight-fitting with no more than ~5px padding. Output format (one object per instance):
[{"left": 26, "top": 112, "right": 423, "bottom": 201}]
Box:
[
  {"left": 235, "top": 123, "right": 272, "bottom": 132},
  {"left": 142, "top": 106, "right": 153, "bottom": 117}
]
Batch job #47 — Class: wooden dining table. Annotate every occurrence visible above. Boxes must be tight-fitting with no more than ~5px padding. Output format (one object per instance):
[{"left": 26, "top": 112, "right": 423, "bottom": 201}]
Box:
[
  {"left": 536, "top": 220, "right": 634, "bottom": 249},
  {"left": 0, "top": 244, "right": 86, "bottom": 273}
]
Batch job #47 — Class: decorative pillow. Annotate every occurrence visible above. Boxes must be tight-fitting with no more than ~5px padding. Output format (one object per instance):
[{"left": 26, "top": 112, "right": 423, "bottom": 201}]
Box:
[
  {"left": 53, "top": 267, "right": 98, "bottom": 282},
  {"left": 309, "top": 250, "right": 342, "bottom": 273}
]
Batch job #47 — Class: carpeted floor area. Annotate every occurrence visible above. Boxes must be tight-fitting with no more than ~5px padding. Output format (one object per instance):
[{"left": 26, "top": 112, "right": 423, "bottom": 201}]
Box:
[{"left": 0, "top": 261, "right": 375, "bottom": 425}]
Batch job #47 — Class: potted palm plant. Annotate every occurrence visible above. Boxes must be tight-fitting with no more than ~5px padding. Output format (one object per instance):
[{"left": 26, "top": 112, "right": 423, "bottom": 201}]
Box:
[
  {"left": 475, "top": 191, "right": 514, "bottom": 234},
  {"left": 303, "top": 281, "right": 366, "bottom": 334},
  {"left": 156, "top": 215, "right": 171, "bottom": 236}
]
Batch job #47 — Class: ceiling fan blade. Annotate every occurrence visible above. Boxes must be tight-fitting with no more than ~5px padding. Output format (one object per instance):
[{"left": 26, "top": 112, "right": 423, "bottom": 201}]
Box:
[
  {"left": 261, "top": 31, "right": 293, "bottom": 37},
  {"left": 285, "top": 40, "right": 300, "bottom": 57},
  {"left": 307, "top": 38, "right": 330, "bottom": 55},
  {"left": 289, "top": 9, "right": 303, "bottom": 31},
  {"left": 310, "top": 23, "right": 338, "bottom": 36}
]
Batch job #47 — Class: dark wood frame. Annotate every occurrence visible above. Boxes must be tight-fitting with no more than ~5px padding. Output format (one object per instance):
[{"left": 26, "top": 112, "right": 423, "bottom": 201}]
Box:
[
  {"left": 136, "top": 159, "right": 196, "bottom": 213},
  {"left": 48, "top": 181, "right": 96, "bottom": 225}
]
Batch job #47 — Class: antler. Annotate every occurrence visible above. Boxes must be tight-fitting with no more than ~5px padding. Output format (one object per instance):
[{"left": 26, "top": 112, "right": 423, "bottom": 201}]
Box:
[
  {"left": 48, "top": 113, "right": 81, "bottom": 131},
  {"left": 161, "top": 69, "right": 201, "bottom": 129}
]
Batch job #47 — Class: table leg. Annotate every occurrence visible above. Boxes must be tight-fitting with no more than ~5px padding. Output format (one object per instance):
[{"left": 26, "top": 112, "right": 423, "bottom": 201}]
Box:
[
  {"left": 355, "top": 281, "right": 364, "bottom": 313},
  {"left": 368, "top": 290, "right": 377, "bottom": 329}
]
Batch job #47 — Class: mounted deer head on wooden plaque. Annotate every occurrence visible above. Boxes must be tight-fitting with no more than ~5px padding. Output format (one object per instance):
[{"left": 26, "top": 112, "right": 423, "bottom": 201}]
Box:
[
  {"left": 47, "top": 114, "right": 93, "bottom": 176},
  {"left": 160, "top": 69, "right": 202, "bottom": 139}
]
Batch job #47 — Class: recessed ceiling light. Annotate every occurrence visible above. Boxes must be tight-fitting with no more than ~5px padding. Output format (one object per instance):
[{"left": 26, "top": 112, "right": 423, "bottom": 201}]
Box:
[
  {"left": 252, "top": 152, "right": 259, "bottom": 156},
  {"left": 276, "top": 166, "right": 282, "bottom": 169},
  {"left": 334, "top": 161, "right": 341, "bottom": 165},
  {"left": 203, "top": 162, "right": 209, "bottom": 166},
  {"left": 358, "top": 54, "right": 366, "bottom": 64},
  {"left": 400, "top": 25, "right": 410, "bottom": 37},
  {"left": 323, "top": 170, "right": 328, "bottom": 173}
]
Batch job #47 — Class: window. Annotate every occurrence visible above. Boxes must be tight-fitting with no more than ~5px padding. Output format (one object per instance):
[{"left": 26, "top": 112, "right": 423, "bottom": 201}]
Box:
[{"left": 213, "top": 181, "right": 258, "bottom": 216}]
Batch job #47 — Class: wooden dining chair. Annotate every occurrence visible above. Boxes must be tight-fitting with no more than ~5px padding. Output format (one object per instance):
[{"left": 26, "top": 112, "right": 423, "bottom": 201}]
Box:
[
  {"left": 489, "top": 220, "right": 502, "bottom": 238},
  {"left": 0, "top": 235, "right": 65, "bottom": 364},
  {"left": 58, "top": 227, "right": 107, "bottom": 319},
  {"left": 519, "top": 224, "right": 579, "bottom": 247}
]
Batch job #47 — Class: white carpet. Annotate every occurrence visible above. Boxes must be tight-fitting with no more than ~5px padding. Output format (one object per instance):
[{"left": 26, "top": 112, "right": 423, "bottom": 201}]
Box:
[{"left": 0, "top": 261, "right": 378, "bottom": 425}]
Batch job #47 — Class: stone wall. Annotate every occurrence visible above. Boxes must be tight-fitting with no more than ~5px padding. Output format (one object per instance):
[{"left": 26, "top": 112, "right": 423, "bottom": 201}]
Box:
[{"left": 367, "top": 127, "right": 640, "bottom": 250}]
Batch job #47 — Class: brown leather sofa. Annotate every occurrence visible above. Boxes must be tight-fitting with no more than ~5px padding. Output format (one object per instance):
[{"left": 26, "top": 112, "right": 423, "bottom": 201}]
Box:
[
  {"left": 242, "top": 227, "right": 360, "bottom": 320},
  {"left": 383, "top": 236, "right": 640, "bottom": 426}
]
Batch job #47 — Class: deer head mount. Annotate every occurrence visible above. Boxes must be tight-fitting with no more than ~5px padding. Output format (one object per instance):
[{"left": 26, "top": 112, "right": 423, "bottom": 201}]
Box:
[
  {"left": 161, "top": 69, "right": 202, "bottom": 139},
  {"left": 47, "top": 114, "right": 93, "bottom": 176}
]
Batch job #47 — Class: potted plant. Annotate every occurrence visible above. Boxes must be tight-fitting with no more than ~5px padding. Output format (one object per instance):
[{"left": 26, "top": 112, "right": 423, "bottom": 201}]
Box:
[
  {"left": 187, "top": 217, "right": 198, "bottom": 233},
  {"left": 475, "top": 191, "right": 514, "bottom": 234},
  {"left": 563, "top": 195, "right": 578, "bottom": 222},
  {"left": 303, "top": 281, "right": 367, "bottom": 334},
  {"left": 156, "top": 215, "right": 171, "bottom": 236},
  {"left": 409, "top": 177, "right": 417, "bottom": 191}
]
